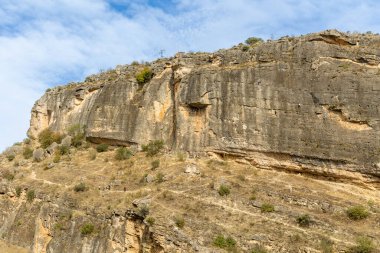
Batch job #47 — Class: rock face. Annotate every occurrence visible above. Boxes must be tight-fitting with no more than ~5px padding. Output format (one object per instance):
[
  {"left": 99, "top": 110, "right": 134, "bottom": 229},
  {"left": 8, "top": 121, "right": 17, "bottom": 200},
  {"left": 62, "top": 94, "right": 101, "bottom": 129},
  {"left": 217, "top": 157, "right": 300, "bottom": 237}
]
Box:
[
  {"left": 0, "top": 199, "right": 163, "bottom": 253},
  {"left": 28, "top": 30, "right": 380, "bottom": 176}
]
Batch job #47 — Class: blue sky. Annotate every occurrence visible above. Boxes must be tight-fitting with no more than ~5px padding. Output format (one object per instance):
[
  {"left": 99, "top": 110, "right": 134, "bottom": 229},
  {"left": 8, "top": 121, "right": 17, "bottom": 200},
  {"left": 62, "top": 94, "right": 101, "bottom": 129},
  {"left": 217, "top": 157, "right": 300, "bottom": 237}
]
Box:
[{"left": 0, "top": 0, "right": 380, "bottom": 151}]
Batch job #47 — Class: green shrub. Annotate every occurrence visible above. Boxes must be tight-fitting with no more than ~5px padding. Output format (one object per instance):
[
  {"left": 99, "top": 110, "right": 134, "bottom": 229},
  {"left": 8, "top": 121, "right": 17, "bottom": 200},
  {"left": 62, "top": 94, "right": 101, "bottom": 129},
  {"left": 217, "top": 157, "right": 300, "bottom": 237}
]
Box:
[
  {"left": 38, "top": 129, "right": 62, "bottom": 148},
  {"left": 135, "top": 67, "right": 153, "bottom": 85},
  {"left": 213, "top": 235, "right": 237, "bottom": 251},
  {"left": 15, "top": 187, "right": 22, "bottom": 197},
  {"left": 53, "top": 153, "right": 61, "bottom": 163},
  {"left": 347, "top": 205, "right": 369, "bottom": 220},
  {"left": 27, "top": 190, "right": 35, "bottom": 202},
  {"left": 156, "top": 173, "right": 165, "bottom": 183},
  {"left": 251, "top": 245, "right": 268, "bottom": 253},
  {"left": 175, "top": 216, "right": 185, "bottom": 228},
  {"left": 80, "top": 223, "right": 94, "bottom": 235},
  {"left": 296, "top": 214, "right": 311, "bottom": 227},
  {"left": 68, "top": 124, "right": 85, "bottom": 147},
  {"left": 23, "top": 138, "right": 31, "bottom": 144},
  {"left": 260, "top": 203, "right": 275, "bottom": 213},
  {"left": 350, "top": 236, "right": 375, "bottom": 253},
  {"left": 115, "top": 147, "right": 133, "bottom": 160},
  {"left": 58, "top": 145, "right": 70, "bottom": 155},
  {"left": 3, "top": 170, "right": 14, "bottom": 181},
  {"left": 54, "top": 222, "right": 65, "bottom": 231},
  {"left": 89, "top": 148, "right": 97, "bottom": 160},
  {"left": 242, "top": 45, "right": 250, "bottom": 52},
  {"left": 23, "top": 147, "right": 33, "bottom": 159},
  {"left": 142, "top": 140, "right": 164, "bottom": 156},
  {"left": 146, "top": 216, "right": 155, "bottom": 226},
  {"left": 320, "top": 237, "right": 334, "bottom": 253},
  {"left": 6, "top": 154, "right": 15, "bottom": 162},
  {"left": 74, "top": 182, "right": 87, "bottom": 192},
  {"left": 177, "top": 152, "right": 186, "bottom": 162},
  {"left": 68, "top": 124, "right": 81, "bottom": 136},
  {"left": 138, "top": 205, "right": 150, "bottom": 218},
  {"left": 151, "top": 160, "right": 160, "bottom": 169},
  {"left": 218, "top": 184, "right": 230, "bottom": 196},
  {"left": 245, "top": 37, "right": 263, "bottom": 45},
  {"left": 96, "top": 144, "right": 109, "bottom": 153}
]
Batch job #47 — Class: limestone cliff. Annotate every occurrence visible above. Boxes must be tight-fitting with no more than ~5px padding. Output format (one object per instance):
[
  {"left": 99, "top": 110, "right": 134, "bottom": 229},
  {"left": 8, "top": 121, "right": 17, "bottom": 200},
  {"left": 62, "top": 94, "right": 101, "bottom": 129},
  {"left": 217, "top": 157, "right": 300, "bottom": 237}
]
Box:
[{"left": 28, "top": 30, "right": 380, "bottom": 177}]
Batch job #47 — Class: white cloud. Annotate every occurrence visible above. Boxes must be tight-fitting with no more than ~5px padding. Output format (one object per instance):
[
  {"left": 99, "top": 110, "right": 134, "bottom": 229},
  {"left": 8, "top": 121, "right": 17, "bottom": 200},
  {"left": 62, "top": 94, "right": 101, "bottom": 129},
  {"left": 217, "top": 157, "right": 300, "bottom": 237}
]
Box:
[{"left": 0, "top": 0, "right": 379, "bottom": 151}]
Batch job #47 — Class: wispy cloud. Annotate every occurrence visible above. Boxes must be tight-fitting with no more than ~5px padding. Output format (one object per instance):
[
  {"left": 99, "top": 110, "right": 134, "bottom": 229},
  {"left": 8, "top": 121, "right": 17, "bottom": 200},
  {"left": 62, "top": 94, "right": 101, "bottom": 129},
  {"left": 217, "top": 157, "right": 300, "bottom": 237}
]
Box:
[{"left": 0, "top": 0, "right": 379, "bottom": 151}]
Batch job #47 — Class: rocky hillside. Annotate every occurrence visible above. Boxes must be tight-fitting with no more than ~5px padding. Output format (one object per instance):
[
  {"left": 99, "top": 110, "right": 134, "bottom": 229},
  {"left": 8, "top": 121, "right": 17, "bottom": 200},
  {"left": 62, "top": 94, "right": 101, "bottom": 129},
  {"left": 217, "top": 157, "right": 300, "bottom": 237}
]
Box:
[{"left": 0, "top": 30, "right": 379, "bottom": 252}]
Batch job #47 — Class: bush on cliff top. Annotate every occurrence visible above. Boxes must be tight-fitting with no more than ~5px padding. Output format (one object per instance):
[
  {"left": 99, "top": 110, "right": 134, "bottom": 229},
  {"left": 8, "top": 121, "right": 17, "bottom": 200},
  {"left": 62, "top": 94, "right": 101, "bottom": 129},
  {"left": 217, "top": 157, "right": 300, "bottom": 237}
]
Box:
[{"left": 245, "top": 37, "right": 263, "bottom": 45}]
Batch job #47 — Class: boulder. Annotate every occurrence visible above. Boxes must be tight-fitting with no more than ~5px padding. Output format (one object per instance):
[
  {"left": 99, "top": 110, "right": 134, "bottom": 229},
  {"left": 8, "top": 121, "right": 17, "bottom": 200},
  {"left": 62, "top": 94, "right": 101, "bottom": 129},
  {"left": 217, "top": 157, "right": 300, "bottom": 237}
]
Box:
[
  {"left": 61, "top": 136, "right": 72, "bottom": 147},
  {"left": 46, "top": 142, "right": 58, "bottom": 155},
  {"left": 33, "top": 148, "right": 45, "bottom": 162},
  {"left": 184, "top": 164, "right": 200, "bottom": 175}
]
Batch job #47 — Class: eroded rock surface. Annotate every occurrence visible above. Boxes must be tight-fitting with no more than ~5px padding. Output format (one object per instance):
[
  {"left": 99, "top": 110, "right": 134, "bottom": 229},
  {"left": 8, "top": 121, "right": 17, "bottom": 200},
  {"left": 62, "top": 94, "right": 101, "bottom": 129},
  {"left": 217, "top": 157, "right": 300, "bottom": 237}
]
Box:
[{"left": 28, "top": 30, "right": 380, "bottom": 177}]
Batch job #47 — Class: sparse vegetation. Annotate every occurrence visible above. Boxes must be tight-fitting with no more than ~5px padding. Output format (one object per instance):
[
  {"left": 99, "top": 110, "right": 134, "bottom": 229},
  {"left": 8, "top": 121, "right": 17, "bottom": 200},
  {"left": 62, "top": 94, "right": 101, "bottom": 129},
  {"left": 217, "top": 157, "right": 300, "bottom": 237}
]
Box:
[
  {"left": 38, "top": 128, "right": 62, "bottom": 148},
  {"left": 251, "top": 245, "right": 268, "bottom": 253},
  {"left": 174, "top": 216, "right": 185, "bottom": 228},
  {"left": 6, "top": 154, "right": 15, "bottom": 162},
  {"left": 23, "top": 138, "right": 31, "bottom": 144},
  {"left": 15, "top": 187, "right": 22, "bottom": 197},
  {"left": 156, "top": 173, "right": 165, "bottom": 183},
  {"left": 96, "top": 144, "right": 109, "bottom": 153},
  {"left": 135, "top": 67, "right": 153, "bottom": 85},
  {"left": 74, "top": 182, "right": 87, "bottom": 192},
  {"left": 260, "top": 203, "right": 275, "bottom": 213},
  {"left": 218, "top": 184, "right": 230, "bottom": 196},
  {"left": 213, "top": 235, "right": 237, "bottom": 251},
  {"left": 68, "top": 124, "right": 85, "bottom": 147},
  {"left": 177, "top": 152, "right": 186, "bottom": 162},
  {"left": 22, "top": 147, "right": 33, "bottom": 159},
  {"left": 349, "top": 236, "right": 375, "bottom": 253},
  {"left": 138, "top": 205, "right": 150, "bottom": 218},
  {"left": 58, "top": 145, "right": 70, "bottom": 155},
  {"left": 80, "top": 223, "right": 94, "bottom": 235},
  {"left": 27, "top": 190, "right": 35, "bottom": 202},
  {"left": 142, "top": 140, "right": 164, "bottom": 156},
  {"left": 245, "top": 37, "right": 264, "bottom": 45},
  {"left": 115, "top": 147, "right": 133, "bottom": 160},
  {"left": 54, "top": 222, "right": 65, "bottom": 231},
  {"left": 320, "top": 237, "right": 334, "bottom": 253},
  {"left": 53, "top": 152, "right": 61, "bottom": 163},
  {"left": 242, "top": 45, "right": 250, "bottom": 51},
  {"left": 146, "top": 216, "right": 155, "bottom": 226},
  {"left": 2, "top": 170, "right": 14, "bottom": 181},
  {"left": 347, "top": 205, "right": 369, "bottom": 220},
  {"left": 89, "top": 148, "right": 97, "bottom": 160},
  {"left": 296, "top": 214, "right": 311, "bottom": 227},
  {"left": 151, "top": 159, "right": 160, "bottom": 169}
]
